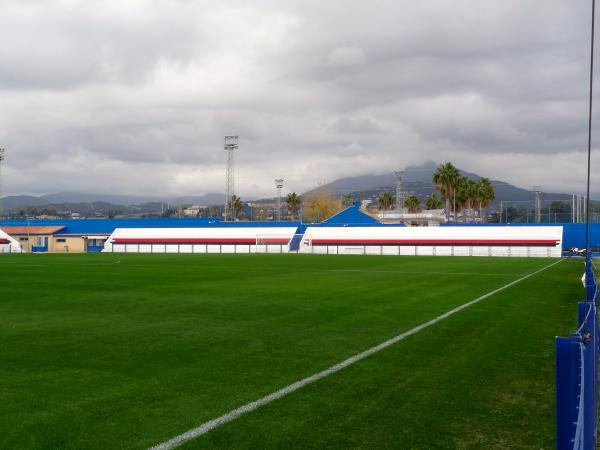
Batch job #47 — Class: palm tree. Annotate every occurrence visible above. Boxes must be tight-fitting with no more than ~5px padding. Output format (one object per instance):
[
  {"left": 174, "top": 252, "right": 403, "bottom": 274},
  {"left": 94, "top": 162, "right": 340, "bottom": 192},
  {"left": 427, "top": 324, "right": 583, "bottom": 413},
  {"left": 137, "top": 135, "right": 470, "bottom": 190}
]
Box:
[
  {"left": 426, "top": 193, "right": 442, "bottom": 210},
  {"left": 285, "top": 192, "right": 302, "bottom": 220},
  {"left": 228, "top": 195, "right": 243, "bottom": 220},
  {"left": 342, "top": 195, "right": 354, "bottom": 208},
  {"left": 477, "top": 177, "right": 495, "bottom": 223},
  {"left": 432, "top": 162, "right": 460, "bottom": 221},
  {"left": 404, "top": 195, "right": 421, "bottom": 213},
  {"left": 453, "top": 176, "right": 469, "bottom": 222},
  {"left": 462, "top": 179, "right": 479, "bottom": 223},
  {"left": 378, "top": 192, "right": 395, "bottom": 210}
]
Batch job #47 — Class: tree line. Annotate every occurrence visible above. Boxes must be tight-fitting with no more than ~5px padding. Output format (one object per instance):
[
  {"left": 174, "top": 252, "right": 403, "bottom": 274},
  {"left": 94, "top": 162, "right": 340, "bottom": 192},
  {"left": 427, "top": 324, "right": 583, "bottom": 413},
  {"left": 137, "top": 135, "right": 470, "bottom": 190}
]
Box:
[
  {"left": 223, "top": 162, "right": 496, "bottom": 223},
  {"left": 377, "top": 162, "right": 495, "bottom": 222}
]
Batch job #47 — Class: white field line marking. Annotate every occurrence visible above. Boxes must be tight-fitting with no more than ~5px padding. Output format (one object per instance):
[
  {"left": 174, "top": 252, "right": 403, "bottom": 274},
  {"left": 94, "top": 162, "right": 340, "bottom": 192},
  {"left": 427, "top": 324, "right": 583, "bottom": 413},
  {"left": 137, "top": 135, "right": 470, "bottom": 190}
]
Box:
[
  {"left": 327, "top": 269, "right": 528, "bottom": 277},
  {"left": 149, "top": 258, "right": 564, "bottom": 450}
]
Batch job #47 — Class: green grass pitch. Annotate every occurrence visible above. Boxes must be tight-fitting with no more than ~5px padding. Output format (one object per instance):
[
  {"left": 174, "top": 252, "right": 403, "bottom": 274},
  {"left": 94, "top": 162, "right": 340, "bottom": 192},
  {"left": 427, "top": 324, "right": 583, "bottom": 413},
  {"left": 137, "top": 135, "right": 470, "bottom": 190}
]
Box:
[{"left": 0, "top": 254, "right": 583, "bottom": 449}]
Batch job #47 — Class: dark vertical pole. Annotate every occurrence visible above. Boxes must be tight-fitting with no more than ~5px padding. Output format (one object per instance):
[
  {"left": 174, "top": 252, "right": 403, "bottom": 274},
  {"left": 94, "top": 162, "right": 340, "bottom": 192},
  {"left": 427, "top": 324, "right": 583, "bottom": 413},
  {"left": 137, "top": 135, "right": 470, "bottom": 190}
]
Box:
[{"left": 586, "top": 0, "right": 596, "bottom": 251}]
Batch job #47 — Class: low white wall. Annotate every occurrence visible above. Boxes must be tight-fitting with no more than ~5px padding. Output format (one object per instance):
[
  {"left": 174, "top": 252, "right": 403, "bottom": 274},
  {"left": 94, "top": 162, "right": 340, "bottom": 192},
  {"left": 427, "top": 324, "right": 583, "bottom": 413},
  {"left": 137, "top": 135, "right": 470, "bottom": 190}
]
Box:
[{"left": 108, "top": 243, "right": 290, "bottom": 254}]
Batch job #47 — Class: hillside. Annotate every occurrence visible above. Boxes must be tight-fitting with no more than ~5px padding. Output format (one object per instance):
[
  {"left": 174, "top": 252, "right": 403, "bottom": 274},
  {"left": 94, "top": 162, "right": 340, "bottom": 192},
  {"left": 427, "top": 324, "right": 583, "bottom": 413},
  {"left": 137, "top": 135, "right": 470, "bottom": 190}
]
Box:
[
  {"left": 311, "top": 162, "right": 574, "bottom": 206},
  {"left": 1, "top": 163, "right": 579, "bottom": 216}
]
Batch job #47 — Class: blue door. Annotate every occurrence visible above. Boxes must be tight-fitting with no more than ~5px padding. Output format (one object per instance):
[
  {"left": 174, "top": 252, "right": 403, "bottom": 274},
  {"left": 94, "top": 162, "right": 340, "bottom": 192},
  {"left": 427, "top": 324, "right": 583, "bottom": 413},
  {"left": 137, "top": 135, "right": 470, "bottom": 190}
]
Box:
[
  {"left": 87, "top": 239, "right": 105, "bottom": 253},
  {"left": 32, "top": 237, "right": 48, "bottom": 252}
]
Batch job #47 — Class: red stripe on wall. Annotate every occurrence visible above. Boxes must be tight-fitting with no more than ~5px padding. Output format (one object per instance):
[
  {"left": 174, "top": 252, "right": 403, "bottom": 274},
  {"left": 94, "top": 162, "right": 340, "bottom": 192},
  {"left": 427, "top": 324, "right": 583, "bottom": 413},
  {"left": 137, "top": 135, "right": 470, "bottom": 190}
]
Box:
[
  {"left": 112, "top": 237, "right": 290, "bottom": 244},
  {"left": 0, "top": 239, "right": 9, "bottom": 244},
  {"left": 310, "top": 239, "right": 559, "bottom": 246}
]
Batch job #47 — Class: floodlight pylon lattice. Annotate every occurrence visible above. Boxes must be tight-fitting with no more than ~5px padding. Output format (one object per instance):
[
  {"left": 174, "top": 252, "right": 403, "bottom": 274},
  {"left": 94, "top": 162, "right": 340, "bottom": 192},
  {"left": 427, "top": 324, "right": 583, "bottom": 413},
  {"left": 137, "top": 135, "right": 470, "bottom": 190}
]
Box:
[
  {"left": 0, "top": 148, "right": 4, "bottom": 218},
  {"left": 224, "top": 136, "right": 238, "bottom": 222},
  {"left": 275, "top": 179, "right": 284, "bottom": 221},
  {"left": 394, "top": 170, "right": 404, "bottom": 212},
  {"left": 533, "top": 186, "right": 542, "bottom": 223}
]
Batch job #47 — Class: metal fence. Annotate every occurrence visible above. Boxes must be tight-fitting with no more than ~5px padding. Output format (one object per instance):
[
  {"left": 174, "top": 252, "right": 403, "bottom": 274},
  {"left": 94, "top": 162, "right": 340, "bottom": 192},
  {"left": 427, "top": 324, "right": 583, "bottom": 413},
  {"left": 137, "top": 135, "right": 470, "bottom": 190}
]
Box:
[{"left": 556, "top": 255, "right": 598, "bottom": 449}]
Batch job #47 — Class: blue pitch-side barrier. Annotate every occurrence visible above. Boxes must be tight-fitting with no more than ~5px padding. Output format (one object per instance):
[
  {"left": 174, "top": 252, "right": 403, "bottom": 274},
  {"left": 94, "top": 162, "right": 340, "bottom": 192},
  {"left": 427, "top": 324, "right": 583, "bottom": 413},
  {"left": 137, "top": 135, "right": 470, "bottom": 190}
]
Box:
[{"left": 556, "top": 255, "right": 599, "bottom": 449}]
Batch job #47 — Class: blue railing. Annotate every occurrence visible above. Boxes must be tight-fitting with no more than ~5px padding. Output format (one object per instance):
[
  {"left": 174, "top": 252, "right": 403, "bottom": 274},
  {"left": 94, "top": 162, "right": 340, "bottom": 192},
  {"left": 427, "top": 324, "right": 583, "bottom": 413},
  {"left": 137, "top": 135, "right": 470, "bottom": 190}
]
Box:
[{"left": 556, "top": 255, "right": 599, "bottom": 449}]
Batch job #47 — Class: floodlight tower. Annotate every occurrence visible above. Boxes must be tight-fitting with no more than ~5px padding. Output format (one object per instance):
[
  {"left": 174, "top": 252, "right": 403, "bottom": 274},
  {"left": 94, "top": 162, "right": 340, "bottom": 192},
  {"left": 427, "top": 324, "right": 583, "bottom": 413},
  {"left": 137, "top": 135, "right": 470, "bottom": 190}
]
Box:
[
  {"left": 0, "top": 148, "right": 4, "bottom": 218},
  {"left": 394, "top": 170, "right": 404, "bottom": 211},
  {"left": 533, "top": 186, "right": 542, "bottom": 223},
  {"left": 275, "top": 179, "right": 284, "bottom": 221},
  {"left": 223, "top": 136, "right": 238, "bottom": 221}
]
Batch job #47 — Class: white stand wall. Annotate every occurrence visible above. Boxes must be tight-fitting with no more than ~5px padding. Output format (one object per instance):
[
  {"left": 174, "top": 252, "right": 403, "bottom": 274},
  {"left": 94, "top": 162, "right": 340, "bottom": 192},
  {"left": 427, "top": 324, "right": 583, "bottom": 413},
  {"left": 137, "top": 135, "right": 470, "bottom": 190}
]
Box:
[
  {"left": 299, "top": 226, "right": 562, "bottom": 258},
  {"left": 103, "top": 227, "right": 297, "bottom": 254}
]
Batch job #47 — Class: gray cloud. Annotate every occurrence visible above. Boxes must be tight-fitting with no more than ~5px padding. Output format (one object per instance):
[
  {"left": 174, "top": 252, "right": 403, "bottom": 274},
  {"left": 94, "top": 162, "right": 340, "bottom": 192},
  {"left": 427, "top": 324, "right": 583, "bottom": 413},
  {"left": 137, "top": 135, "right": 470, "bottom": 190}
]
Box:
[{"left": 0, "top": 0, "right": 598, "bottom": 199}]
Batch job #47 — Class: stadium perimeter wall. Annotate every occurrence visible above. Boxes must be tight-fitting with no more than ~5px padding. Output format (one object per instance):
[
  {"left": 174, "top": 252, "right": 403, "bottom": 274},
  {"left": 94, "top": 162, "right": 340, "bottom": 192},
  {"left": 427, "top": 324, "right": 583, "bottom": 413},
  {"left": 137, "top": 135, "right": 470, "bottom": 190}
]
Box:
[{"left": 103, "top": 225, "right": 562, "bottom": 257}]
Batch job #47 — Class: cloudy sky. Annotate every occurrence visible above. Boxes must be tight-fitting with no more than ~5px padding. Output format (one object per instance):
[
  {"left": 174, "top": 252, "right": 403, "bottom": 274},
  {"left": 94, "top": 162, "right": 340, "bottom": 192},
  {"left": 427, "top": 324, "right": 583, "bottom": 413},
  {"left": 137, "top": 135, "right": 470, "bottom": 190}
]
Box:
[{"left": 0, "top": 0, "right": 598, "bottom": 198}]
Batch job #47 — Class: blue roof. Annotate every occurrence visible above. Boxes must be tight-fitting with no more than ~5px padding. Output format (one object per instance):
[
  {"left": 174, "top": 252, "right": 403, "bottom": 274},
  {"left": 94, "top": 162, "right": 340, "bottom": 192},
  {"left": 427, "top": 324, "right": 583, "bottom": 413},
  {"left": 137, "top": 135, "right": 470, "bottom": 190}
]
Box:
[
  {"left": 319, "top": 203, "right": 385, "bottom": 226},
  {"left": 0, "top": 218, "right": 302, "bottom": 235}
]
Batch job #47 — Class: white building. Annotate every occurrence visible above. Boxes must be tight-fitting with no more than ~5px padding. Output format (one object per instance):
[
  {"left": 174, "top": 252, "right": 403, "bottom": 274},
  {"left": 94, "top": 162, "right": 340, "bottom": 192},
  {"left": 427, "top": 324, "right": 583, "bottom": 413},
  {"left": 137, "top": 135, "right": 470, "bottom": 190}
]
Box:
[{"left": 183, "top": 206, "right": 206, "bottom": 217}]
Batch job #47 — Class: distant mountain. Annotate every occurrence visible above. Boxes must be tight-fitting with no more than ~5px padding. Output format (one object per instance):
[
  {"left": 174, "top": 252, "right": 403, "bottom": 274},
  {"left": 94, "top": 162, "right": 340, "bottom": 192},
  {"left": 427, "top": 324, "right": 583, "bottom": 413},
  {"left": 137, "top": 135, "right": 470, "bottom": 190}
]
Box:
[
  {"left": 168, "top": 193, "right": 226, "bottom": 205},
  {"left": 1, "top": 163, "right": 580, "bottom": 215},
  {"left": 41, "top": 192, "right": 155, "bottom": 205},
  {"left": 40, "top": 192, "right": 227, "bottom": 206},
  {"left": 1, "top": 195, "right": 51, "bottom": 210},
  {"left": 308, "top": 161, "right": 441, "bottom": 195},
  {"left": 309, "top": 161, "right": 574, "bottom": 206},
  {"left": 0, "top": 191, "right": 244, "bottom": 216}
]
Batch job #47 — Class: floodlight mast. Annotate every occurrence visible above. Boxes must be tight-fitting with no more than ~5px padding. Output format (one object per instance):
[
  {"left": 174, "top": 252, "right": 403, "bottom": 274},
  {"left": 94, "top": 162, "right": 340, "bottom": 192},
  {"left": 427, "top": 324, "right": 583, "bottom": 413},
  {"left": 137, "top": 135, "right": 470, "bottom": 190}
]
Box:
[
  {"left": 533, "top": 186, "right": 542, "bottom": 223},
  {"left": 275, "top": 179, "right": 284, "bottom": 221},
  {"left": 394, "top": 170, "right": 404, "bottom": 212},
  {"left": 585, "top": 0, "right": 596, "bottom": 251},
  {"left": 224, "top": 136, "right": 238, "bottom": 222},
  {"left": 0, "top": 148, "right": 4, "bottom": 219}
]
